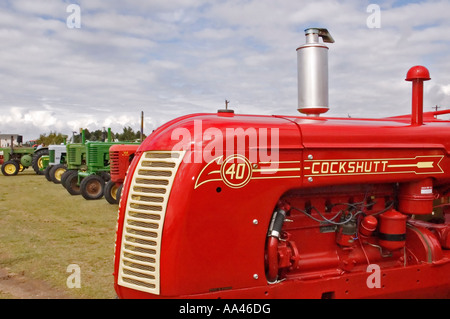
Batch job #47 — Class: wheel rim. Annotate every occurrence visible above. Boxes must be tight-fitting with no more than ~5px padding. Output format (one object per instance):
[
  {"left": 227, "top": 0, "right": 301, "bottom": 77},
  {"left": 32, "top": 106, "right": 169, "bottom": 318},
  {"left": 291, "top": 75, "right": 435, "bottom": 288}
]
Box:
[
  {"left": 110, "top": 183, "right": 119, "bottom": 200},
  {"left": 86, "top": 180, "right": 102, "bottom": 197},
  {"left": 4, "top": 163, "right": 17, "bottom": 175},
  {"left": 54, "top": 168, "right": 66, "bottom": 181},
  {"left": 38, "top": 157, "right": 44, "bottom": 169}
]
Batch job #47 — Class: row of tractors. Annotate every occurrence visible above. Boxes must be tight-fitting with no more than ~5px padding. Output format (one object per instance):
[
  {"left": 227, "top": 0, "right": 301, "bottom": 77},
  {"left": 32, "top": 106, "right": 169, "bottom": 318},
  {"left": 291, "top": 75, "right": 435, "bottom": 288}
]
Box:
[{"left": 0, "top": 130, "right": 140, "bottom": 205}]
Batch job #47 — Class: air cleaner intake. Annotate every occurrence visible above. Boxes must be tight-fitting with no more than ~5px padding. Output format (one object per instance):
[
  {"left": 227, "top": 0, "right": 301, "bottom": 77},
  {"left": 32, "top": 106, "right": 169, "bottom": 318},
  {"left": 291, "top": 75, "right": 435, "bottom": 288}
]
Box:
[{"left": 297, "top": 28, "right": 334, "bottom": 116}]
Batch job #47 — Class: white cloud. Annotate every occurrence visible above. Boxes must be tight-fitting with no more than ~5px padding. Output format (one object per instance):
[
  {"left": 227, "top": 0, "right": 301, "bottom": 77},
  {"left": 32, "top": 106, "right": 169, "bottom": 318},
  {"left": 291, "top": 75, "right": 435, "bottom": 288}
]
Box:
[{"left": 0, "top": 0, "right": 449, "bottom": 142}]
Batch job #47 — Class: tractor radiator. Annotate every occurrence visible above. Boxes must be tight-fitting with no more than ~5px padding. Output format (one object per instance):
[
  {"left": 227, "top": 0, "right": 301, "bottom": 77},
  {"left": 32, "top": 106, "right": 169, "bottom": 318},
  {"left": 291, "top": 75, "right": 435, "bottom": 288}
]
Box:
[{"left": 117, "top": 150, "right": 185, "bottom": 295}]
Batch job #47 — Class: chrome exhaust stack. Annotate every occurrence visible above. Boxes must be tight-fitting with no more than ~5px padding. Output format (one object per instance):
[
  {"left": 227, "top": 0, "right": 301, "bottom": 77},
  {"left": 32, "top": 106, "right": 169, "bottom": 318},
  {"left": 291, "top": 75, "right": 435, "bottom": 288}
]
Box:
[{"left": 297, "top": 28, "right": 334, "bottom": 116}]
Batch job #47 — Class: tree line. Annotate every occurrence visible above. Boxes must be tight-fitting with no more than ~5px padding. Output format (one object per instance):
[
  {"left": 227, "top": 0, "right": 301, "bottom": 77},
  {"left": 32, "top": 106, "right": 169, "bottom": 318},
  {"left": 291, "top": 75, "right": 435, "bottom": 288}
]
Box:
[{"left": 36, "top": 127, "right": 146, "bottom": 145}]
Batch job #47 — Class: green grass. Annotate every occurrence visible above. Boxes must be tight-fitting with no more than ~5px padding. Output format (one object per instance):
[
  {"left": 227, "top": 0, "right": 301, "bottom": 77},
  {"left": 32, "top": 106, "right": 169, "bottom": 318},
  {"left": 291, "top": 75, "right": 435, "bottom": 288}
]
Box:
[{"left": 0, "top": 169, "right": 119, "bottom": 298}]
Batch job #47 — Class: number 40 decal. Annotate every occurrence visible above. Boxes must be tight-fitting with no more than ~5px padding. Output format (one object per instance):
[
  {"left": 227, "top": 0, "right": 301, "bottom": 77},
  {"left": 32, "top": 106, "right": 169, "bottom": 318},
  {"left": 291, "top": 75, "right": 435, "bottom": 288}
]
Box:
[
  {"left": 220, "top": 155, "right": 253, "bottom": 188},
  {"left": 225, "top": 163, "right": 247, "bottom": 180}
]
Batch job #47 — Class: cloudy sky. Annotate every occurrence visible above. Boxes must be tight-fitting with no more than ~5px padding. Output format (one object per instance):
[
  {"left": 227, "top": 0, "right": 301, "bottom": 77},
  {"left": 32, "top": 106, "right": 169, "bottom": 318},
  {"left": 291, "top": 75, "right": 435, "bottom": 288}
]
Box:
[{"left": 1, "top": 0, "right": 450, "bottom": 142}]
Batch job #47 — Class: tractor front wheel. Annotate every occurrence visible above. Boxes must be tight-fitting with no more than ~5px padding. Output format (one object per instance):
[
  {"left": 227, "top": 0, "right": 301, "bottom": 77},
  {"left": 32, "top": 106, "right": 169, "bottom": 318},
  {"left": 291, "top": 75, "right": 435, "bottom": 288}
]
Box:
[
  {"left": 1, "top": 160, "right": 20, "bottom": 176},
  {"left": 61, "top": 170, "right": 76, "bottom": 189},
  {"left": 104, "top": 180, "right": 120, "bottom": 204},
  {"left": 65, "top": 171, "right": 81, "bottom": 195},
  {"left": 116, "top": 184, "right": 123, "bottom": 204},
  {"left": 50, "top": 164, "right": 66, "bottom": 184},
  {"left": 80, "top": 175, "right": 105, "bottom": 200}
]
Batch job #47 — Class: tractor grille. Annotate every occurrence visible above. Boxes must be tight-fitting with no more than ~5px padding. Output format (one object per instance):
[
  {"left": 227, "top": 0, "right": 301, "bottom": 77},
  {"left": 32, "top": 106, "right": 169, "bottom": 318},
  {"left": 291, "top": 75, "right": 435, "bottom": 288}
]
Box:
[
  {"left": 87, "top": 145, "right": 98, "bottom": 166},
  {"left": 110, "top": 151, "right": 120, "bottom": 176},
  {"left": 68, "top": 148, "right": 77, "bottom": 163},
  {"left": 117, "top": 151, "right": 185, "bottom": 295}
]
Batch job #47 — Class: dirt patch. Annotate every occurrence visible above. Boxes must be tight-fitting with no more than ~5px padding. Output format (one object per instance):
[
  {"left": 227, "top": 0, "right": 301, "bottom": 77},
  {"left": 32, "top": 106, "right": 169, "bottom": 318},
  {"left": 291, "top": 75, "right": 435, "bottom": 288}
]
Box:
[{"left": 0, "top": 268, "right": 73, "bottom": 299}]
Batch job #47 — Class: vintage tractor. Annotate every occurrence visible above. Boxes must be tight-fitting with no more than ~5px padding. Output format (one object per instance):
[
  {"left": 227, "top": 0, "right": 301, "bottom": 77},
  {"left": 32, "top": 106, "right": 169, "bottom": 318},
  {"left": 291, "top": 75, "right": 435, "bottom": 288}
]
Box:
[
  {"left": 62, "top": 128, "right": 140, "bottom": 200},
  {"left": 77, "top": 141, "right": 140, "bottom": 200},
  {"left": 0, "top": 135, "right": 49, "bottom": 176},
  {"left": 104, "top": 144, "right": 140, "bottom": 204},
  {"left": 61, "top": 142, "right": 87, "bottom": 195},
  {"left": 44, "top": 144, "right": 67, "bottom": 183},
  {"left": 113, "top": 28, "right": 450, "bottom": 299}
]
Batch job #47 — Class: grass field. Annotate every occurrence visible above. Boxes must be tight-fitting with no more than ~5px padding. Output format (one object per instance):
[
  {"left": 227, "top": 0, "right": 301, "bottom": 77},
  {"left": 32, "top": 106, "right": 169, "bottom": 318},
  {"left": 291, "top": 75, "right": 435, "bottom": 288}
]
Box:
[{"left": 0, "top": 169, "right": 119, "bottom": 299}]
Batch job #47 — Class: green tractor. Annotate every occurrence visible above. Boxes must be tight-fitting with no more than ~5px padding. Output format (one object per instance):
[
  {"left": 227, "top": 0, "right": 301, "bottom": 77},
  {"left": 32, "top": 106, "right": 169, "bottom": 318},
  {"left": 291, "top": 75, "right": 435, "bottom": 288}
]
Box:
[
  {"left": 78, "top": 140, "right": 140, "bottom": 200},
  {"left": 63, "top": 128, "right": 140, "bottom": 200},
  {"left": 0, "top": 134, "right": 49, "bottom": 176},
  {"left": 61, "top": 132, "right": 88, "bottom": 195},
  {"left": 62, "top": 128, "right": 112, "bottom": 196}
]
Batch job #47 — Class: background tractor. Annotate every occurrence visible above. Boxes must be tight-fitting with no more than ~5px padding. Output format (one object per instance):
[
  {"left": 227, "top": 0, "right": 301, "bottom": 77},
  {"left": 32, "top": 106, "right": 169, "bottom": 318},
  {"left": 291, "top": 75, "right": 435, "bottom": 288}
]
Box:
[
  {"left": 61, "top": 128, "right": 141, "bottom": 199},
  {"left": 104, "top": 144, "right": 140, "bottom": 204},
  {"left": 61, "top": 131, "right": 88, "bottom": 195},
  {"left": 0, "top": 135, "right": 49, "bottom": 176},
  {"left": 78, "top": 140, "right": 140, "bottom": 200},
  {"left": 44, "top": 144, "right": 67, "bottom": 183}
]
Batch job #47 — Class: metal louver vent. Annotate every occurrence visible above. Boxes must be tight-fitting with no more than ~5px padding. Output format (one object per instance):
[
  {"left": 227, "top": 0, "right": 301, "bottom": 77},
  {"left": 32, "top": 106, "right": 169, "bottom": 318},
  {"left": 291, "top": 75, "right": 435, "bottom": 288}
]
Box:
[
  {"left": 109, "top": 151, "right": 120, "bottom": 175},
  {"left": 117, "top": 151, "right": 185, "bottom": 295}
]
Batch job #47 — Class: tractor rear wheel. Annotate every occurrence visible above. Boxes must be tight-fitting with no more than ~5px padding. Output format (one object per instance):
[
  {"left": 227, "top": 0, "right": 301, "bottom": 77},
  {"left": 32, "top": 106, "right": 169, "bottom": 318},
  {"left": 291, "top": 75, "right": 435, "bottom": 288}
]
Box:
[
  {"left": 50, "top": 164, "right": 67, "bottom": 184},
  {"left": 1, "top": 160, "right": 20, "bottom": 176},
  {"left": 65, "top": 171, "right": 81, "bottom": 195},
  {"left": 80, "top": 175, "right": 105, "bottom": 200},
  {"left": 104, "top": 180, "right": 119, "bottom": 204},
  {"left": 32, "top": 149, "right": 49, "bottom": 175}
]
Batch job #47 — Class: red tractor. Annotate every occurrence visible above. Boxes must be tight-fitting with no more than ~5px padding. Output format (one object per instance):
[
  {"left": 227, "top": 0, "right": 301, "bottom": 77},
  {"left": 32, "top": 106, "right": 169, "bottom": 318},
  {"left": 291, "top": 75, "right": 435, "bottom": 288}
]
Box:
[
  {"left": 113, "top": 28, "right": 450, "bottom": 299},
  {"left": 104, "top": 144, "right": 140, "bottom": 204}
]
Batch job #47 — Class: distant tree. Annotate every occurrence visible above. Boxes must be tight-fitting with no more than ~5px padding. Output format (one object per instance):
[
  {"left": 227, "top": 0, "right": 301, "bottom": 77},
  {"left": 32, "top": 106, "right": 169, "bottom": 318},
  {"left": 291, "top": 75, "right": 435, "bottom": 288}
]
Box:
[
  {"left": 116, "top": 126, "right": 145, "bottom": 142},
  {"left": 36, "top": 132, "right": 68, "bottom": 146},
  {"left": 72, "top": 128, "right": 115, "bottom": 143},
  {"left": 68, "top": 127, "right": 145, "bottom": 144},
  {"left": 89, "top": 129, "right": 107, "bottom": 141}
]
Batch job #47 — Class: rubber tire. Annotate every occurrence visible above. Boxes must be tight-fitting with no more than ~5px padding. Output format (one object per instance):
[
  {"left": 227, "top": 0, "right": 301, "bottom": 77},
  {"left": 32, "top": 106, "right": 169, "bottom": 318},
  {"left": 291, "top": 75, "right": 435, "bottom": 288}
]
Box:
[
  {"left": 32, "top": 149, "right": 49, "bottom": 175},
  {"left": 1, "top": 160, "right": 20, "bottom": 176},
  {"left": 44, "top": 165, "right": 53, "bottom": 181},
  {"left": 117, "top": 184, "right": 123, "bottom": 205},
  {"left": 80, "top": 175, "right": 105, "bottom": 200},
  {"left": 104, "top": 180, "right": 119, "bottom": 204},
  {"left": 61, "top": 169, "right": 76, "bottom": 189},
  {"left": 65, "top": 171, "right": 81, "bottom": 195},
  {"left": 50, "top": 164, "right": 66, "bottom": 184}
]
